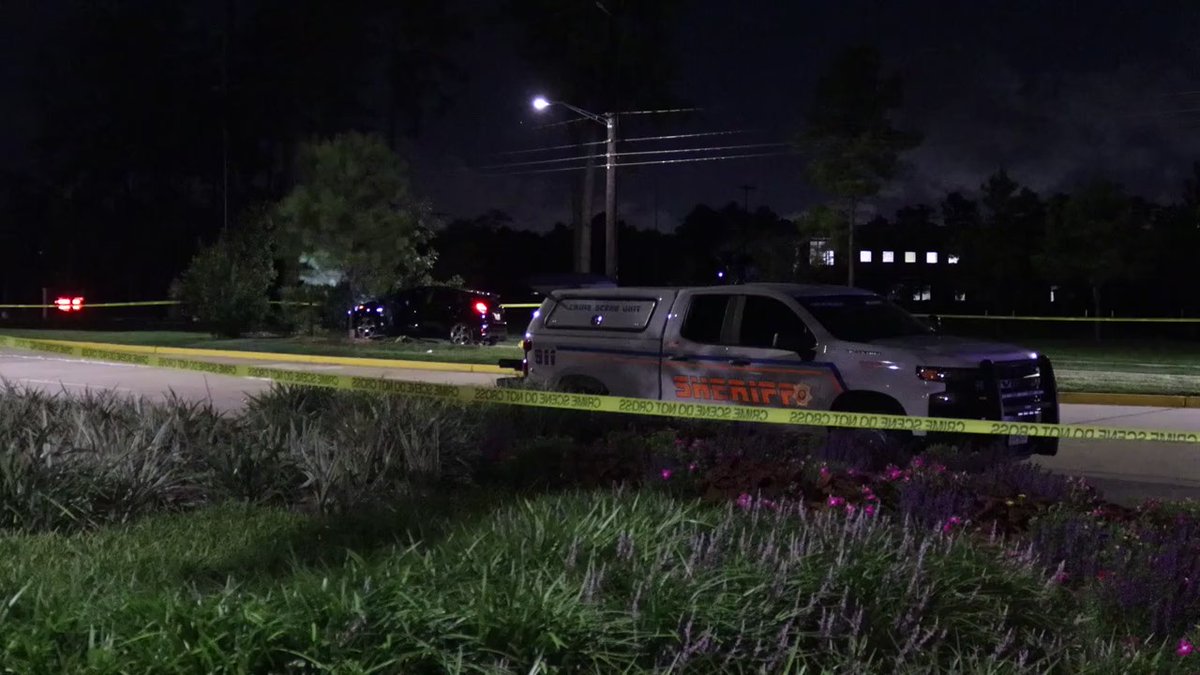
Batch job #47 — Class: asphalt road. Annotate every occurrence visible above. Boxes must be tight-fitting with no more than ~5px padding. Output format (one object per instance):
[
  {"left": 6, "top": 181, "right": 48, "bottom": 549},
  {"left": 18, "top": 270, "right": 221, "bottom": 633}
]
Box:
[
  {"left": 2, "top": 347, "right": 1199, "bottom": 505},
  {"left": 0, "top": 348, "right": 498, "bottom": 410}
]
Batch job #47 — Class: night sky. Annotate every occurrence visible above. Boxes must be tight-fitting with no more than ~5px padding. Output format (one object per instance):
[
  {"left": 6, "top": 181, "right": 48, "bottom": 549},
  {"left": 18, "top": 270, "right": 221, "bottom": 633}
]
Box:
[{"left": 5, "top": 0, "right": 1200, "bottom": 231}]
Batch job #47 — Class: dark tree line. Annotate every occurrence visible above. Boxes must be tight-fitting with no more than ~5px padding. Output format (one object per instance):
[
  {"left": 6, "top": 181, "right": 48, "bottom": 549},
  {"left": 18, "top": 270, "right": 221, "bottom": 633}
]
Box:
[{"left": 434, "top": 162, "right": 1200, "bottom": 320}]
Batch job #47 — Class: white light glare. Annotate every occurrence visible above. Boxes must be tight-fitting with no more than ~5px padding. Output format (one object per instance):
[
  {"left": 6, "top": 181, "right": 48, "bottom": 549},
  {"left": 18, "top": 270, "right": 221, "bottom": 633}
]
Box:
[{"left": 532, "top": 96, "right": 550, "bottom": 111}]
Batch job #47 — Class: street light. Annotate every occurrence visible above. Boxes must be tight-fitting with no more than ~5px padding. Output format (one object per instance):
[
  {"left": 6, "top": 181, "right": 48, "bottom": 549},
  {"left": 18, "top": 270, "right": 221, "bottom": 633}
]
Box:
[{"left": 532, "top": 96, "right": 619, "bottom": 281}]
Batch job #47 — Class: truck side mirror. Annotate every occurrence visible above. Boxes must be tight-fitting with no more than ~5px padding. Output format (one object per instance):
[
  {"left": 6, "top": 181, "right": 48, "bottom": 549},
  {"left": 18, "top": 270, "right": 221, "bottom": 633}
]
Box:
[{"left": 773, "top": 332, "right": 817, "bottom": 359}]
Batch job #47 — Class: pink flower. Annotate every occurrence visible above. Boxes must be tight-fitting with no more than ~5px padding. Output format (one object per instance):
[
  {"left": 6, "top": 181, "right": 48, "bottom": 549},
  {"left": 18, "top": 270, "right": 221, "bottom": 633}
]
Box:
[
  {"left": 688, "top": 463, "right": 697, "bottom": 472},
  {"left": 760, "top": 498, "right": 779, "bottom": 511},
  {"left": 912, "top": 457, "right": 925, "bottom": 469},
  {"left": 941, "top": 516, "right": 963, "bottom": 534},
  {"left": 845, "top": 503, "right": 857, "bottom": 514},
  {"left": 819, "top": 466, "right": 831, "bottom": 479},
  {"left": 736, "top": 493, "right": 752, "bottom": 510},
  {"left": 1177, "top": 639, "right": 1194, "bottom": 656},
  {"left": 864, "top": 504, "right": 877, "bottom": 516},
  {"left": 660, "top": 468, "right": 672, "bottom": 481},
  {"left": 827, "top": 496, "right": 845, "bottom": 508},
  {"left": 932, "top": 463, "right": 947, "bottom": 474}
]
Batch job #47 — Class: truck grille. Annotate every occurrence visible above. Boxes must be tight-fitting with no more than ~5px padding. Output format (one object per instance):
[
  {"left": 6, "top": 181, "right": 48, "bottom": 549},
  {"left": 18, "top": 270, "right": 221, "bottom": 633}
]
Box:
[{"left": 992, "top": 359, "right": 1045, "bottom": 421}]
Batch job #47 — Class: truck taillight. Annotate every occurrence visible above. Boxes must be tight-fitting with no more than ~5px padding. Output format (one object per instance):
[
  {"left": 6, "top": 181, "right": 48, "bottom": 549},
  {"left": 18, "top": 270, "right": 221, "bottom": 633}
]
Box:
[
  {"left": 522, "top": 338, "right": 532, "bottom": 375},
  {"left": 474, "top": 301, "right": 489, "bottom": 315}
]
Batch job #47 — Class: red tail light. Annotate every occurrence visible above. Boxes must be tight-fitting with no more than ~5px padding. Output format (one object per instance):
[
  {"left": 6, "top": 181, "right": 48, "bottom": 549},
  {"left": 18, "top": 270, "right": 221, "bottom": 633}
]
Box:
[{"left": 474, "top": 301, "right": 489, "bottom": 315}]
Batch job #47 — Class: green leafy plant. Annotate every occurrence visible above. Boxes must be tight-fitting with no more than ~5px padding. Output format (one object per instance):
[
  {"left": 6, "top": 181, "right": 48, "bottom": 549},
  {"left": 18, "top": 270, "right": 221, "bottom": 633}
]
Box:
[{"left": 172, "top": 223, "right": 277, "bottom": 338}]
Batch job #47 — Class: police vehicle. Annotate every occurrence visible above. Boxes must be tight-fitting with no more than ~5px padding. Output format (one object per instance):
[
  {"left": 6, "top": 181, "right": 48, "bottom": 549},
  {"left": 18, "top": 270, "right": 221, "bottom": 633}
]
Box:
[{"left": 510, "top": 283, "right": 1059, "bottom": 455}]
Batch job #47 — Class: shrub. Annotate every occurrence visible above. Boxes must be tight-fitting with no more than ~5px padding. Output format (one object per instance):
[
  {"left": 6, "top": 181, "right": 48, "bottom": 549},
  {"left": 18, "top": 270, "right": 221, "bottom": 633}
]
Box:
[{"left": 172, "top": 223, "right": 277, "bottom": 338}]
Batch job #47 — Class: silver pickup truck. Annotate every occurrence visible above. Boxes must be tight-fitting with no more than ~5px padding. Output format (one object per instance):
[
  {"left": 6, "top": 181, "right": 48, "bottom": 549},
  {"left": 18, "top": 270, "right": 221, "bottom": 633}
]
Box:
[{"left": 507, "top": 283, "right": 1059, "bottom": 456}]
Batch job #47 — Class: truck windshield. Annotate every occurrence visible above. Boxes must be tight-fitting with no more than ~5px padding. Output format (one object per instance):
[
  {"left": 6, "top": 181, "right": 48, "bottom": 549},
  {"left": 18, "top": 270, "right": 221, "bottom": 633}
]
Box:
[{"left": 794, "top": 295, "right": 933, "bottom": 343}]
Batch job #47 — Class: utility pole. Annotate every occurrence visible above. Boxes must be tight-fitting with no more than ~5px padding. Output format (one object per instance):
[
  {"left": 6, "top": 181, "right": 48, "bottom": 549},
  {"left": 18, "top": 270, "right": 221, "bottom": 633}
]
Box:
[
  {"left": 604, "top": 112, "right": 619, "bottom": 281},
  {"left": 579, "top": 127, "right": 595, "bottom": 275},
  {"left": 739, "top": 184, "right": 755, "bottom": 212},
  {"left": 220, "top": 0, "right": 234, "bottom": 232}
]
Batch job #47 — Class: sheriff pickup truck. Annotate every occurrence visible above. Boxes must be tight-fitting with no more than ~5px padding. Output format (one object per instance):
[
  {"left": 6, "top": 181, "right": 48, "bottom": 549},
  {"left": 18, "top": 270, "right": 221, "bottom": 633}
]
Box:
[{"left": 511, "top": 283, "right": 1059, "bottom": 455}]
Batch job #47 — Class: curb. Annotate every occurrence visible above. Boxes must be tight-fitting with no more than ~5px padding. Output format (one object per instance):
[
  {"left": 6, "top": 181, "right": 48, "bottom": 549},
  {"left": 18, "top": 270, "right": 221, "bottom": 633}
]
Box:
[
  {"left": 2, "top": 337, "right": 510, "bottom": 375},
  {"left": 1059, "top": 392, "right": 1200, "bottom": 408}
]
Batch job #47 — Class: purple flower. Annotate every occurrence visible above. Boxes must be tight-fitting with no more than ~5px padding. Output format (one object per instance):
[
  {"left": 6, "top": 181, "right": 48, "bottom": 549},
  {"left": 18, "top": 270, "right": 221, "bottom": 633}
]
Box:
[
  {"left": 660, "top": 468, "right": 673, "bottom": 481},
  {"left": 865, "top": 504, "right": 877, "bottom": 516},
  {"left": 819, "top": 465, "right": 832, "bottom": 479},
  {"left": 736, "top": 493, "right": 752, "bottom": 510},
  {"left": 1178, "top": 639, "right": 1194, "bottom": 656},
  {"left": 827, "top": 496, "right": 845, "bottom": 508},
  {"left": 688, "top": 462, "right": 697, "bottom": 472}
]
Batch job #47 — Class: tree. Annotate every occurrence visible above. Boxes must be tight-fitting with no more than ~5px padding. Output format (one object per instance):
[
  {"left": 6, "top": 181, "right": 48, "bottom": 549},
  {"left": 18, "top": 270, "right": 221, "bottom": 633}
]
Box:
[
  {"left": 1036, "top": 180, "right": 1141, "bottom": 338},
  {"left": 173, "top": 224, "right": 276, "bottom": 338},
  {"left": 796, "top": 46, "right": 921, "bottom": 286},
  {"left": 274, "top": 132, "right": 436, "bottom": 301}
]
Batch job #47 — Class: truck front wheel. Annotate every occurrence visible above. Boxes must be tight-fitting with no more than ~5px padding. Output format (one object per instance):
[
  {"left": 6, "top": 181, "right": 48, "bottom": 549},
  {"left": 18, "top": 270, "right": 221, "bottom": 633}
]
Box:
[{"left": 823, "top": 392, "right": 913, "bottom": 470}]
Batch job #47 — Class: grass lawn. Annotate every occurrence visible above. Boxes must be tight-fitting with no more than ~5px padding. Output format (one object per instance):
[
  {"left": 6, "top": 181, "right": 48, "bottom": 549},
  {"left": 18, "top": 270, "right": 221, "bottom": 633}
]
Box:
[{"left": 0, "top": 329, "right": 523, "bottom": 365}]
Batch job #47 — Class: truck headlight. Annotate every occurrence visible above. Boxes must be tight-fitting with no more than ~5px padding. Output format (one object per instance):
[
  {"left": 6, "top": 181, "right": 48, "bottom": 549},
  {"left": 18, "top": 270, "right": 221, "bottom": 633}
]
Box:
[{"left": 915, "top": 366, "right": 977, "bottom": 383}]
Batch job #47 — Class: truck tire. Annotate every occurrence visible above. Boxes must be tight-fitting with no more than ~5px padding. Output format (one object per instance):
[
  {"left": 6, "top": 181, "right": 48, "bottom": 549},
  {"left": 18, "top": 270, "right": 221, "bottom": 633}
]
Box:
[
  {"left": 823, "top": 392, "right": 913, "bottom": 470},
  {"left": 556, "top": 376, "right": 608, "bottom": 395}
]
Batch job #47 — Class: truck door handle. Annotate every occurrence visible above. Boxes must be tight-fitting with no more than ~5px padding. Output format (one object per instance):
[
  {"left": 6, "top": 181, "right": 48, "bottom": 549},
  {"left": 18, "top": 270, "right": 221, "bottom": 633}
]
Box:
[
  {"left": 666, "top": 354, "right": 691, "bottom": 362},
  {"left": 729, "top": 358, "right": 751, "bottom": 366}
]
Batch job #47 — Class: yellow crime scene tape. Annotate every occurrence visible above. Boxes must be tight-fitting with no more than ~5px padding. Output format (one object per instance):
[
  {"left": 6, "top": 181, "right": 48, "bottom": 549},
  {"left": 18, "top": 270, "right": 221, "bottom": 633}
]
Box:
[
  {"left": 3, "top": 335, "right": 1200, "bottom": 445},
  {"left": 0, "top": 300, "right": 322, "bottom": 309},
  {"left": 5, "top": 297, "right": 1194, "bottom": 320},
  {"left": 925, "top": 314, "right": 1200, "bottom": 323}
]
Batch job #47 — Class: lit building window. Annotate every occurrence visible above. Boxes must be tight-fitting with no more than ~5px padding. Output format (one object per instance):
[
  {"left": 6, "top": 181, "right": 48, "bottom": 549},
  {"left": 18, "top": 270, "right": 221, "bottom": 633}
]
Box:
[
  {"left": 948, "top": 254, "right": 960, "bottom": 265},
  {"left": 809, "top": 238, "right": 835, "bottom": 267},
  {"left": 904, "top": 251, "right": 916, "bottom": 263},
  {"left": 859, "top": 250, "right": 872, "bottom": 263},
  {"left": 954, "top": 292, "right": 966, "bottom": 302},
  {"left": 1050, "top": 285, "right": 1058, "bottom": 303},
  {"left": 882, "top": 250, "right": 895, "bottom": 263},
  {"left": 911, "top": 285, "right": 932, "bottom": 301},
  {"left": 926, "top": 252, "right": 938, "bottom": 264}
]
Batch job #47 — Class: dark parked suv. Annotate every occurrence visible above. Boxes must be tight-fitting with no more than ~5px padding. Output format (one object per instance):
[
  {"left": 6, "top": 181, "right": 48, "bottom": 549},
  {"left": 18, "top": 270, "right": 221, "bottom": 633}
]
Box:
[{"left": 351, "top": 286, "right": 508, "bottom": 345}]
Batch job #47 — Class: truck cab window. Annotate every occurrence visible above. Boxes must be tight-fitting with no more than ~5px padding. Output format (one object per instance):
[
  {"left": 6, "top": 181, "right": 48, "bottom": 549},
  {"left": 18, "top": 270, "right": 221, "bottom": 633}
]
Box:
[
  {"left": 681, "top": 294, "right": 731, "bottom": 344},
  {"left": 739, "top": 295, "right": 814, "bottom": 350}
]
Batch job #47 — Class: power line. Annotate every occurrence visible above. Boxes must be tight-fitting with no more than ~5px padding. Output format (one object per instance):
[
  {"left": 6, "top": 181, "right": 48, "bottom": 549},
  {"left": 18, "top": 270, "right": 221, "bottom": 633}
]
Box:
[
  {"left": 477, "top": 150, "right": 796, "bottom": 177},
  {"left": 617, "top": 142, "right": 788, "bottom": 158},
  {"left": 494, "top": 129, "right": 761, "bottom": 156},
  {"left": 618, "top": 107, "right": 704, "bottom": 115},
  {"left": 618, "top": 151, "right": 795, "bottom": 168},
  {"left": 624, "top": 129, "right": 762, "bottom": 143},
  {"left": 530, "top": 106, "right": 703, "bottom": 130},
  {"left": 475, "top": 142, "right": 789, "bottom": 172},
  {"left": 475, "top": 153, "right": 604, "bottom": 171}
]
